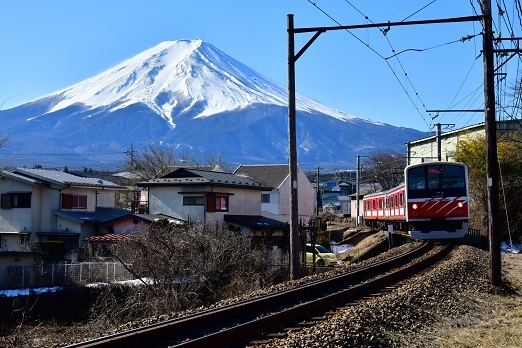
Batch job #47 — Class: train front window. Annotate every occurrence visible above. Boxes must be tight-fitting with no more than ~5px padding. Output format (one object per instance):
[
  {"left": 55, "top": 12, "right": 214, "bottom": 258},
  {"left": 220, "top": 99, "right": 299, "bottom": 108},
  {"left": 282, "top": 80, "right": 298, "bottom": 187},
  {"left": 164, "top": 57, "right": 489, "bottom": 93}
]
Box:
[
  {"left": 407, "top": 164, "right": 466, "bottom": 198},
  {"left": 408, "top": 166, "right": 426, "bottom": 190}
]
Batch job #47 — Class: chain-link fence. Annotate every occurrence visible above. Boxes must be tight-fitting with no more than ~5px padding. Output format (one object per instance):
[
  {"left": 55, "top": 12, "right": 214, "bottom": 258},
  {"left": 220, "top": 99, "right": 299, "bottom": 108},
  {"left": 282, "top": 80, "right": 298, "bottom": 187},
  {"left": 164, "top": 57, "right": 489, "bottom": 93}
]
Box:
[{"left": 0, "top": 262, "right": 135, "bottom": 290}]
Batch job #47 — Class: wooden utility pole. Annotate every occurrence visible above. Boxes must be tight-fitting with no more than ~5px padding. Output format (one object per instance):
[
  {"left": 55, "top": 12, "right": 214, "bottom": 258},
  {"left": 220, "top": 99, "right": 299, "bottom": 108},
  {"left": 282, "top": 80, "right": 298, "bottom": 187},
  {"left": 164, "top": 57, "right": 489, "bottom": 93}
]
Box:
[
  {"left": 315, "top": 167, "right": 323, "bottom": 215},
  {"left": 287, "top": 14, "right": 300, "bottom": 280},
  {"left": 356, "top": 155, "right": 360, "bottom": 225},
  {"left": 482, "top": 0, "right": 502, "bottom": 286}
]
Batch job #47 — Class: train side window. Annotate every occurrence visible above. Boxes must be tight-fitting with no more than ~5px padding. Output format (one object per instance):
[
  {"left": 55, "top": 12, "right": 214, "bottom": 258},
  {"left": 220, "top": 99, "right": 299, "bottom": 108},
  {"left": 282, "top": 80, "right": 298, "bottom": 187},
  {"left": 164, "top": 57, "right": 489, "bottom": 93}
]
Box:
[{"left": 400, "top": 193, "right": 404, "bottom": 206}]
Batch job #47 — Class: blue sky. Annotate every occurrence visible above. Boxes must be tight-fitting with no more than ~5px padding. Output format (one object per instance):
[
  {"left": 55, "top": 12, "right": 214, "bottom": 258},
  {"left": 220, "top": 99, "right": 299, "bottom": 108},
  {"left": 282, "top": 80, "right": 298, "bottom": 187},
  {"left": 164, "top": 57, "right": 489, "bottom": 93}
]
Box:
[{"left": 0, "top": 1, "right": 519, "bottom": 132}]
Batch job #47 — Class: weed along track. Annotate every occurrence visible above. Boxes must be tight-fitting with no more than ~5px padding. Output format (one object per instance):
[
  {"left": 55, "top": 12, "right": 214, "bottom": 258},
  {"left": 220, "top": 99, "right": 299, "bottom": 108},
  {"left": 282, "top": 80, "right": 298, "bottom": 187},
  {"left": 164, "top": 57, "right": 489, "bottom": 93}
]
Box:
[{"left": 63, "top": 241, "right": 453, "bottom": 348}]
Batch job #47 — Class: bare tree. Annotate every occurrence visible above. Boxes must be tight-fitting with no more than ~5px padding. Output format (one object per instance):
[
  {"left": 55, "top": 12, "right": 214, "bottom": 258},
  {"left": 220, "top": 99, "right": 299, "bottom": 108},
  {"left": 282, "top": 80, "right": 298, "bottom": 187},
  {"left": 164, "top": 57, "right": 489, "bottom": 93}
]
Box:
[
  {"left": 361, "top": 151, "right": 406, "bottom": 190},
  {"left": 124, "top": 144, "right": 232, "bottom": 181},
  {"left": 92, "top": 221, "right": 273, "bottom": 324},
  {"left": 124, "top": 144, "right": 177, "bottom": 180}
]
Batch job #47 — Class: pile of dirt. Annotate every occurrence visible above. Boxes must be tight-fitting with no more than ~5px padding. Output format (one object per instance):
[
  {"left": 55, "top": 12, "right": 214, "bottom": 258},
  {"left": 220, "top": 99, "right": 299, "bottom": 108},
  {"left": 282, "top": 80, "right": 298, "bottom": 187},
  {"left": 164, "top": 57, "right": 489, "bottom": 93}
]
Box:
[{"left": 336, "top": 232, "right": 390, "bottom": 263}]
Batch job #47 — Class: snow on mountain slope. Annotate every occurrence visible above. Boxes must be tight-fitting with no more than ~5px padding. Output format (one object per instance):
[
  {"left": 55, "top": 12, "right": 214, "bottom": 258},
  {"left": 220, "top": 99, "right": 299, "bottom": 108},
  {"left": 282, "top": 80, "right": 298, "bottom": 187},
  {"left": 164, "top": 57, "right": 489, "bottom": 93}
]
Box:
[
  {"left": 0, "top": 39, "right": 424, "bottom": 171},
  {"left": 44, "top": 39, "right": 369, "bottom": 127}
]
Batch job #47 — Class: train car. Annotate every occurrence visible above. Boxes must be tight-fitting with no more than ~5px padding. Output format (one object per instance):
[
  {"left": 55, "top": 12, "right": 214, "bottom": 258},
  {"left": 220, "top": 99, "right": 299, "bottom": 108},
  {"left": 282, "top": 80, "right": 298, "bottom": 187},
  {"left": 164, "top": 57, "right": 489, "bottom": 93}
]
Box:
[
  {"left": 363, "top": 183, "right": 406, "bottom": 230},
  {"left": 405, "top": 161, "right": 469, "bottom": 239},
  {"left": 362, "top": 161, "right": 469, "bottom": 240}
]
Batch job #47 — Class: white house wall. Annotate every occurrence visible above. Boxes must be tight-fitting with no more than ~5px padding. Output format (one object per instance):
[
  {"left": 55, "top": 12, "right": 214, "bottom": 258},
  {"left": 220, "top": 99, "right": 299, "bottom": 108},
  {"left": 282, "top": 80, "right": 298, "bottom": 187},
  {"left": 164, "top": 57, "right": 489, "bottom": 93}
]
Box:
[
  {"left": 278, "top": 167, "right": 315, "bottom": 220},
  {"left": 148, "top": 186, "right": 203, "bottom": 221},
  {"left": 0, "top": 182, "right": 32, "bottom": 233},
  {"left": 95, "top": 189, "right": 117, "bottom": 207},
  {"left": 112, "top": 220, "right": 150, "bottom": 234},
  {"left": 0, "top": 234, "right": 25, "bottom": 251},
  {"left": 261, "top": 190, "right": 280, "bottom": 215},
  {"left": 56, "top": 216, "right": 81, "bottom": 235},
  {"left": 62, "top": 187, "right": 98, "bottom": 211},
  {"left": 409, "top": 126, "right": 485, "bottom": 165},
  {"left": 148, "top": 185, "right": 263, "bottom": 226},
  {"left": 38, "top": 186, "right": 60, "bottom": 233}
]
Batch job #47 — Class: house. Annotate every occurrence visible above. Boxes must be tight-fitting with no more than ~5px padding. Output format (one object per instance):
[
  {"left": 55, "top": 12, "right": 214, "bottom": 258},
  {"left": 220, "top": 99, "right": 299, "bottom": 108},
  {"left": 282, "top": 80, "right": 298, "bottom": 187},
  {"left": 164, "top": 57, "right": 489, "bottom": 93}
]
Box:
[
  {"left": 407, "top": 120, "right": 521, "bottom": 165},
  {"left": 233, "top": 164, "right": 315, "bottom": 221},
  {"left": 0, "top": 168, "right": 128, "bottom": 261},
  {"left": 321, "top": 192, "right": 350, "bottom": 215},
  {"left": 136, "top": 168, "right": 289, "bottom": 241}
]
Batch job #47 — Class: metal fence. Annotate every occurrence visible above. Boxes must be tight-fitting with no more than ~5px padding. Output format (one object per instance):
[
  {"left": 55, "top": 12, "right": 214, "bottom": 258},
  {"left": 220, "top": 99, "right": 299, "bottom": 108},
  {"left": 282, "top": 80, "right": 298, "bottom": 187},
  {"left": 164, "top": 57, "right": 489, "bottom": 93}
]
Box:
[
  {"left": 0, "top": 262, "right": 135, "bottom": 290},
  {"left": 460, "top": 228, "right": 483, "bottom": 249}
]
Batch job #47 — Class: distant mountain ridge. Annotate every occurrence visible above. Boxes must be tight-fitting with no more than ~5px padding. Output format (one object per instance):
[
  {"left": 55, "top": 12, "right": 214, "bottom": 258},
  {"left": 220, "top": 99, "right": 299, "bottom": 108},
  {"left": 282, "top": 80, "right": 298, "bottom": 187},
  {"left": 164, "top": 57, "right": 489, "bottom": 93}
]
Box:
[{"left": 0, "top": 39, "right": 425, "bottom": 171}]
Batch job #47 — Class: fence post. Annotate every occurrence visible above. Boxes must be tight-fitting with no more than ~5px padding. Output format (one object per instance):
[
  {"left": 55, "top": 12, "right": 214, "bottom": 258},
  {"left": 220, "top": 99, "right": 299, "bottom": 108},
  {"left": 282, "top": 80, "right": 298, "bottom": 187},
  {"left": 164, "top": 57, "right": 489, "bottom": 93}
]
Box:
[
  {"left": 22, "top": 267, "right": 25, "bottom": 289},
  {"left": 79, "top": 263, "right": 82, "bottom": 283},
  {"left": 52, "top": 264, "right": 54, "bottom": 285},
  {"left": 106, "top": 263, "right": 109, "bottom": 282}
]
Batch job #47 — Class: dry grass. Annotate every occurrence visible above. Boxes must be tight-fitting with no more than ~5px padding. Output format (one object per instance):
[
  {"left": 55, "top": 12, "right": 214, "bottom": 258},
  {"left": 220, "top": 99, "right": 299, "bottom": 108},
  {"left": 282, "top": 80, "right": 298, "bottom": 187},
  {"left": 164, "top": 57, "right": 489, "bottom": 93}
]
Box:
[{"left": 431, "top": 253, "right": 522, "bottom": 348}]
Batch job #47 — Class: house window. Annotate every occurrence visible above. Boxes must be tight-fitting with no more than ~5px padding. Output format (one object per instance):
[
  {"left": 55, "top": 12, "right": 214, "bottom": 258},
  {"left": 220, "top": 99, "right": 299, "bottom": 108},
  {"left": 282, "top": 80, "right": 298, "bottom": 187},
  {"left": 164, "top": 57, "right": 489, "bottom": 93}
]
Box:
[
  {"left": 1, "top": 193, "right": 32, "bottom": 209},
  {"left": 261, "top": 194, "right": 270, "bottom": 203},
  {"left": 215, "top": 196, "right": 228, "bottom": 211},
  {"left": 206, "top": 194, "right": 229, "bottom": 212},
  {"left": 62, "top": 194, "right": 87, "bottom": 209},
  {"left": 183, "top": 196, "right": 204, "bottom": 205}
]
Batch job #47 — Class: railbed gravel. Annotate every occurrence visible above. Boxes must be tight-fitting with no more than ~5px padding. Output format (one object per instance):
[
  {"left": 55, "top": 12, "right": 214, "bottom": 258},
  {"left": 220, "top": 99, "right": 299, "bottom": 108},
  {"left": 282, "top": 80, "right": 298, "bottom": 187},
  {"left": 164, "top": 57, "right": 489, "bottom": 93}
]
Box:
[
  {"left": 2, "top": 242, "right": 492, "bottom": 348},
  {"left": 250, "top": 245, "right": 491, "bottom": 348}
]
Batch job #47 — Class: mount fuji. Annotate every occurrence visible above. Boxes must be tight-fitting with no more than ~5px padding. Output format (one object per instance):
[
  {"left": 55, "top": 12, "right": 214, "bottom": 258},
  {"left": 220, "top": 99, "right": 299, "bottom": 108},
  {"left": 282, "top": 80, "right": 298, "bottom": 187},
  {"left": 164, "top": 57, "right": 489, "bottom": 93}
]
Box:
[{"left": 0, "top": 39, "right": 425, "bottom": 170}]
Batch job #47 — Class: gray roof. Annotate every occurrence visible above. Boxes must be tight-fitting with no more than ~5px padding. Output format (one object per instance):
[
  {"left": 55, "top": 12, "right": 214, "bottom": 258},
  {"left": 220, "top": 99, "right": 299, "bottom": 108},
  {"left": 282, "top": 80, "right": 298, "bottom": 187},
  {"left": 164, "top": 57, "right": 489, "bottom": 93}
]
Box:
[
  {"left": 13, "top": 168, "right": 122, "bottom": 189},
  {"left": 53, "top": 207, "right": 131, "bottom": 224},
  {"left": 233, "top": 164, "right": 289, "bottom": 189},
  {"left": 138, "top": 168, "right": 270, "bottom": 190},
  {"left": 224, "top": 214, "right": 289, "bottom": 230},
  {"left": 0, "top": 171, "right": 42, "bottom": 185}
]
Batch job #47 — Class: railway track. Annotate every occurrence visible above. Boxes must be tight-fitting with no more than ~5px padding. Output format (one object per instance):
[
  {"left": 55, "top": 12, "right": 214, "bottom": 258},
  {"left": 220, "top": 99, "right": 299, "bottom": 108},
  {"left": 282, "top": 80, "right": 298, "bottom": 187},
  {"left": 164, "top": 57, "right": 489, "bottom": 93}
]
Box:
[{"left": 64, "top": 241, "right": 453, "bottom": 348}]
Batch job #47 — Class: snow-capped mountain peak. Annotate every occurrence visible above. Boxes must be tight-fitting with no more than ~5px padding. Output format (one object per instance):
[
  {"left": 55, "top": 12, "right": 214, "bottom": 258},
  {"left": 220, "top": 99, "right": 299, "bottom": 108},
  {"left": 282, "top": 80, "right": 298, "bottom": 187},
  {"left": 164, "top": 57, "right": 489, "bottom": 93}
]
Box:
[
  {"left": 45, "top": 39, "right": 362, "bottom": 127},
  {"left": 0, "top": 39, "right": 423, "bottom": 171}
]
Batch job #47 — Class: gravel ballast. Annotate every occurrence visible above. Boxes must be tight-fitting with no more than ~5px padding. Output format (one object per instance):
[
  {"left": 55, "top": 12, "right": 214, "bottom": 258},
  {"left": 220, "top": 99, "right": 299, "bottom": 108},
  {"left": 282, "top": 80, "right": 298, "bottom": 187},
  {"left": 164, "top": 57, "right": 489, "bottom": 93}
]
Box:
[{"left": 252, "top": 245, "right": 492, "bottom": 348}]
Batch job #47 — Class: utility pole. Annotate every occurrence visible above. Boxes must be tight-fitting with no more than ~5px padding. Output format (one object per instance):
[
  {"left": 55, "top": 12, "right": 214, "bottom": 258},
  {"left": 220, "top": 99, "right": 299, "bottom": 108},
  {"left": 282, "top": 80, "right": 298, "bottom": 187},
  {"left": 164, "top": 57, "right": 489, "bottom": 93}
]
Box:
[
  {"left": 125, "top": 144, "right": 136, "bottom": 168},
  {"left": 482, "top": 0, "right": 501, "bottom": 286},
  {"left": 287, "top": 12, "right": 482, "bottom": 281},
  {"left": 431, "top": 123, "right": 455, "bottom": 161},
  {"left": 287, "top": 14, "right": 300, "bottom": 281},
  {"left": 315, "top": 166, "right": 323, "bottom": 215},
  {"left": 356, "top": 155, "right": 360, "bottom": 225}
]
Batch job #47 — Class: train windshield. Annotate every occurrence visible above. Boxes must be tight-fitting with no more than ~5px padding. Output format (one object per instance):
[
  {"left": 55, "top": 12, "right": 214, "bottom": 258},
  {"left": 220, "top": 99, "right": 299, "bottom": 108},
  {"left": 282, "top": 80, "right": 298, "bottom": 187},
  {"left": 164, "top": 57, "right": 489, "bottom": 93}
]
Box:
[{"left": 407, "top": 164, "right": 466, "bottom": 198}]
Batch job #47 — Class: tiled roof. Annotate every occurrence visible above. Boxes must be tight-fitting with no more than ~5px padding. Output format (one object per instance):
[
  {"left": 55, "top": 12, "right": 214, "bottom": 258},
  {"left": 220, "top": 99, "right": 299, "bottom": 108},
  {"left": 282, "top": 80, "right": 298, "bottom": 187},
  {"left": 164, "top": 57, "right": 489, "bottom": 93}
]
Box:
[
  {"left": 138, "top": 168, "right": 270, "bottom": 190},
  {"left": 53, "top": 208, "right": 131, "bottom": 224},
  {"left": 233, "top": 164, "right": 289, "bottom": 189},
  {"left": 13, "top": 168, "right": 122, "bottom": 189},
  {"left": 0, "top": 171, "right": 42, "bottom": 185},
  {"left": 84, "top": 233, "right": 135, "bottom": 242}
]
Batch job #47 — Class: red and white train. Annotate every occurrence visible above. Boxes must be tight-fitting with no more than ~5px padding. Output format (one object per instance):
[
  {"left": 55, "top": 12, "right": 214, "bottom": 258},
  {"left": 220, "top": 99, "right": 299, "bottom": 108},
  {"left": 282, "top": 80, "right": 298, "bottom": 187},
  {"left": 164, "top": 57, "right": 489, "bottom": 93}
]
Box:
[{"left": 363, "top": 161, "right": 469, "bottom": 239}]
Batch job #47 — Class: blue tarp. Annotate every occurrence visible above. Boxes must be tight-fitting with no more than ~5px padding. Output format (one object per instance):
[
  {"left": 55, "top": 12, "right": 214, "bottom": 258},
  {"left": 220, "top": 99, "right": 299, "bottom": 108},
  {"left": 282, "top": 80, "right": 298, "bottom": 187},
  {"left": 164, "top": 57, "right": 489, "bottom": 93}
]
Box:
[{"left": 501, "top": 241, "right": 521, "bottom": 254}]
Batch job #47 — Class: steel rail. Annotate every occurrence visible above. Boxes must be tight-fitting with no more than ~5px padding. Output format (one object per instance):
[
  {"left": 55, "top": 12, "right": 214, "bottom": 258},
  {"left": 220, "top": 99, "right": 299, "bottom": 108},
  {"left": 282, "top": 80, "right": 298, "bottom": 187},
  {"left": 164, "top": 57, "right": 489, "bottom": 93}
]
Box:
[{"left": 64, "top": 241, "right": 444, "bottom": 348}]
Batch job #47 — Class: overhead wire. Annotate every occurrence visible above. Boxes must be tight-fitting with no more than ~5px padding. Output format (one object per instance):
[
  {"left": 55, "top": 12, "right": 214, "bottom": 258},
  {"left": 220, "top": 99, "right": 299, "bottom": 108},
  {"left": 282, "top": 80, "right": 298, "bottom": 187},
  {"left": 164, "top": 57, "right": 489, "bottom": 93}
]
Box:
[
  {"left": 307, "top": 0, "right": 487, "bottom": 132},
  {"left": 306, "top": 0, "right": 432, "bottom": 129}
]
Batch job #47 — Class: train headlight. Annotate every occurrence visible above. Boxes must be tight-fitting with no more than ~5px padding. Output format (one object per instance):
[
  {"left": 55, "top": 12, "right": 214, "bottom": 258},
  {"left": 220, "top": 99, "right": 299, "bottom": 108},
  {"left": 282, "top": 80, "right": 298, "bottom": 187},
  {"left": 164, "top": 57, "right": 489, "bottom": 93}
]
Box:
[
  {"left": 412, "top": 204, "right": 418, "bottom": 210},
  {"left": 458, "top": 202, "right": 463, "bottom": 208}
]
